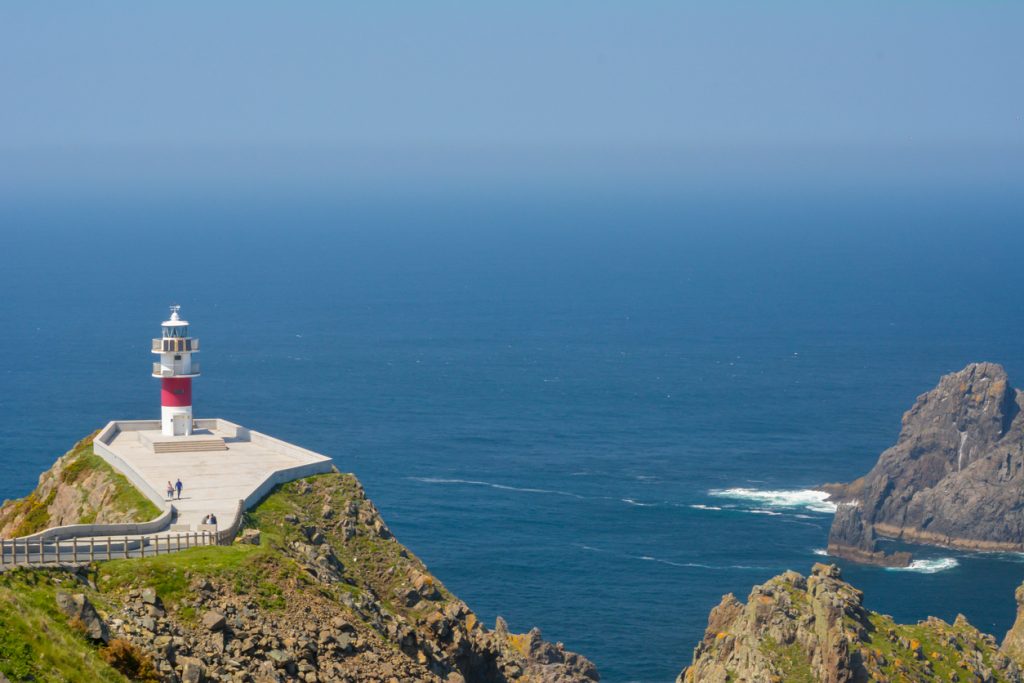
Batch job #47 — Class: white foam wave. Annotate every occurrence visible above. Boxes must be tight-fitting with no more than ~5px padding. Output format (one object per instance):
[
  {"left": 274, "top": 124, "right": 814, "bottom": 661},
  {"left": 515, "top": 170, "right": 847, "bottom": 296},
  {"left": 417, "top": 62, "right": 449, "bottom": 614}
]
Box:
[
  {"left": 689, "top": 504, "right": 723, "bottom": 511},
  {"left": 887, "top": 558, "right": 959, "bottom": 574},
  {"left": 408, "top": 477, "right": 585, "bottom": 499},
  {"left": 813, "top": 548, "right": 828, "bottom": 556},
  {"left": 709, "top": 488, "right": 837, "bottom": 513},
  {"left": 748, "top": 509, "right": 783, "bottom": 516},
  {"left": 621, "top": 498, "right": 657, "bottom": 507}
]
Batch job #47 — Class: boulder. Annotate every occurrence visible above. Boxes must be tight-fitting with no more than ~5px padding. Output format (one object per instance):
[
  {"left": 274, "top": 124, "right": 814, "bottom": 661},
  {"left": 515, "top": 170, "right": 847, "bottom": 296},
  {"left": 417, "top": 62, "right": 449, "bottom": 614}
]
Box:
[
  {"left": 202, "top": 610, "right": 227, "bottom": 632},
  {"left": 55, "top": 591, "right": 108, "bottom": 642},
  {"left": 179, "top": 657, "right": 205, "bottom": 683}
]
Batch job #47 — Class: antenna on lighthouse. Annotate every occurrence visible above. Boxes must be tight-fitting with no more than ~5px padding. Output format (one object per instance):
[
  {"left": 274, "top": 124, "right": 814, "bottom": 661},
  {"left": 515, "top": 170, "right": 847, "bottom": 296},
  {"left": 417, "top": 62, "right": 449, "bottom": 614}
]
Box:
[{"left": 169, "top": 304, "right": 181, "bottom": 321}]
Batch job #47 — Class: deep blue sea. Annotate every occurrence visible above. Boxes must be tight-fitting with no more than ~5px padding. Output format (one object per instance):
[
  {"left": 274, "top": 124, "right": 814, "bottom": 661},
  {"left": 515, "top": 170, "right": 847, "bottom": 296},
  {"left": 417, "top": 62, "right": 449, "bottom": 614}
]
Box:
[{"left": 3, "top": 187, "right": 1024, "bottom": 681}]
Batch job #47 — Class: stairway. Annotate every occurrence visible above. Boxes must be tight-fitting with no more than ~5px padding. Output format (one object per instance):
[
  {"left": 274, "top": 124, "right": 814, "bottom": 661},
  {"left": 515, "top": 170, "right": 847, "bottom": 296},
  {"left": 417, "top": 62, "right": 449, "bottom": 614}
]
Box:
[{"left": 150, "top": 438, "right": 227, "bottom": 454}]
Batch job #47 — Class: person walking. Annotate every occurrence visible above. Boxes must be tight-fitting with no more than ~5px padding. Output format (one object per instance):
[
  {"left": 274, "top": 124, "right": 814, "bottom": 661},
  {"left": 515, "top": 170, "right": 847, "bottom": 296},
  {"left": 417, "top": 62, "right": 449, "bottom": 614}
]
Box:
[
  {"left": 175, "top": 478, "right": 183, "bottom": 500},
  {"left": 166, "top": 481, "right": 174, "bottom": 500}
]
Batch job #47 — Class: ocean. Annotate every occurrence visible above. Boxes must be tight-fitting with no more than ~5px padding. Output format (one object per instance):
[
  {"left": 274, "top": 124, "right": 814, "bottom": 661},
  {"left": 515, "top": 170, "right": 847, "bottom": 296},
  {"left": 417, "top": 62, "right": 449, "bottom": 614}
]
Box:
[{"left": 2, "top": 186, "right": 1024, "bottom": 682}]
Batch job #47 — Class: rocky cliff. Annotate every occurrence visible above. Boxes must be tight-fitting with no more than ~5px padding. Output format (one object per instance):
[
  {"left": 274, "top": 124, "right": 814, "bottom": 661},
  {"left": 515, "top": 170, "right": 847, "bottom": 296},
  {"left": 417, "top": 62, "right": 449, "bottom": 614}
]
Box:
[
  {"left": 0, "top": 448, "right": 597, "bottom": 683},
  {"left": 826, "top": 362, "right": 1024, "bottom": 566},
  {"left": 679, "top": 563, "right": 1024, "bottom": 683},
  {"left": 0, "top": 433, "right": 161, "bottom": 538}
]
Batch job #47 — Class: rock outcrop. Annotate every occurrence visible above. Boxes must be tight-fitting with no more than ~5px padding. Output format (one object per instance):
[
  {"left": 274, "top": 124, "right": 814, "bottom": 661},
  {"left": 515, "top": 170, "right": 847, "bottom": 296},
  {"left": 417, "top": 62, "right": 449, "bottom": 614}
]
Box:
[
  {"left": 826, "top": 362, "right": 1024, "bottom": 566},
  {"left": 0, "top": 433, "right": 161, "bottom": 538},
  {"left": 679, "top": 563, "right": 1024, "bottom": 683},
  {"left": 0, "top": 462, "right": 598, "bottom": 683}
]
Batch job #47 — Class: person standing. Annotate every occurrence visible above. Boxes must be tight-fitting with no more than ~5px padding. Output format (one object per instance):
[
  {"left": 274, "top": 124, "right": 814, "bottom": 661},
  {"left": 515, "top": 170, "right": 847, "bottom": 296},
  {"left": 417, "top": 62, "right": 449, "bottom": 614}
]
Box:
[
  {"left": 175, "top": 478, "right": 183, "bottom": 500},
  {"left": 166, "top": 481, "right": 174, "bottom": 500}
]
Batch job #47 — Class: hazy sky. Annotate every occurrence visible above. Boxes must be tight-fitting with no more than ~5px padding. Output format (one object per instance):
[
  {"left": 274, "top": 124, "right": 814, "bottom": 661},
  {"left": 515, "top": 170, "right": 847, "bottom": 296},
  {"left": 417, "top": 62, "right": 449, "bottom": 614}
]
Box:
[{"left": 1, "top": 2, "right": 1021, "bottom": 150}]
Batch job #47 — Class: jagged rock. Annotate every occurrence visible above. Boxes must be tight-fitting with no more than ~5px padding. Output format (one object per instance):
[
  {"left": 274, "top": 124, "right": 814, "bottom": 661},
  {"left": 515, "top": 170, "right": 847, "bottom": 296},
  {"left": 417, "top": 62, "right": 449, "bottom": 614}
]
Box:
[
  {"left": 680, "top": 564, "right": 1024, "bottom": 683},
  {"left": 55, "top": 591, "right": 109, "bottom": 642},
  {"left": 827, "top": 363, "right": 1024, "bottom": 565}
]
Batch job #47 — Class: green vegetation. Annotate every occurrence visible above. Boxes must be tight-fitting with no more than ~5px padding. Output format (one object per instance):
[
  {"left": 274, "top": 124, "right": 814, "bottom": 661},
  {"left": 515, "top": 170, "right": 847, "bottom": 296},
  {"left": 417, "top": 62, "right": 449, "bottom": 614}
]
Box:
[
  {"left": 759, "top": 636, "right": 815, "bottom": 683},
  {"left": 7, "top": 489, "right": 58, "bottom": 538},
  {"left": 0, "top": 569, "right": 129, "bottom": 682},
  {"left": 860, "top": 612, "right": 1015, "bottom": 682},
  {"left": 0, "top": 469, "right": 458, "bottom": 680},
  {"left": 244, "top": 473, "right": 453, "bottom": 622},
  {"left": 98, "top": 542, "right": 298, "bottom": 614},
  {"left": 61, "top": 439, "right": 162, "bottom": 522}
]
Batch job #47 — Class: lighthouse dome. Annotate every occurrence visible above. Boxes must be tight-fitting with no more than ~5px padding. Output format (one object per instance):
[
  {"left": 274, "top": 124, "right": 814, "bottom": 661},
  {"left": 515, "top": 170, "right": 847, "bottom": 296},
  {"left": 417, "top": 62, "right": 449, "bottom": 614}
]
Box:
[{"left": 161, "top": 305, "right": 191, "bottom": 338}]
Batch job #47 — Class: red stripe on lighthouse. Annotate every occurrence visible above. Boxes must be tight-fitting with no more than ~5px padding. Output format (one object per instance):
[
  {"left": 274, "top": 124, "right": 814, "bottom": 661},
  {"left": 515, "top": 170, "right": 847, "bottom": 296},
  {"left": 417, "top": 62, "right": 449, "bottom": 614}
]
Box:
[{"left": 161, "top": 378, "right": 192, "bottom": 407}]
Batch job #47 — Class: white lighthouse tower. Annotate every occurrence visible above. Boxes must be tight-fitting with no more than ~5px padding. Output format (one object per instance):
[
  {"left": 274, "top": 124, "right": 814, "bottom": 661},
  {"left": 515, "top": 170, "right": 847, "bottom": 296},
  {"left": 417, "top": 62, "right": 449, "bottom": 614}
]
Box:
[{"left": 151, "top": 305, "right": 201, "bottom": 436}]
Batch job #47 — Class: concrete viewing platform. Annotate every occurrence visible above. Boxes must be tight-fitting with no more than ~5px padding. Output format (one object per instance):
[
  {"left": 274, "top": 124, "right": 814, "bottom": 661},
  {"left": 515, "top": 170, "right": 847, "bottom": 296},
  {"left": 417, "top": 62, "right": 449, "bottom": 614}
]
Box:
[{"left": 94, "top": 418, "right": 334, "bottom": 535}]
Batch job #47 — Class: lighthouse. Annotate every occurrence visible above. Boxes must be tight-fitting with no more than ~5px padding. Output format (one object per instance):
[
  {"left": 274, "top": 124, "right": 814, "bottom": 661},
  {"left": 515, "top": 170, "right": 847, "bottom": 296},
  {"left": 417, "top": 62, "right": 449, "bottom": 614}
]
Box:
[{"left": 151, "top": 305, "right": 201, "bottom": 436}]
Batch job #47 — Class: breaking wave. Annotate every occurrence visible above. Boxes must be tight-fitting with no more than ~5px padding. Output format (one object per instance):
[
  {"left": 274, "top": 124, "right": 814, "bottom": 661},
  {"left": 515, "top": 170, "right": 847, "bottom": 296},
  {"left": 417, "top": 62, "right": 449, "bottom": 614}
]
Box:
[
  {"left": 887, "top": 558, "right": 959, "bottom": 574},
  {"left": 708, "top": 488, "right": 837, "bottom": 513}
]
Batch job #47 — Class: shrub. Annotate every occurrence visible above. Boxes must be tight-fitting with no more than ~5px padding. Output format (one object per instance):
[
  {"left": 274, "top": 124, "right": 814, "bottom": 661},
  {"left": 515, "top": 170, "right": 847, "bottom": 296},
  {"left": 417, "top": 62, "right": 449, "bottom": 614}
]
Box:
[{"left": 100, "top": 638, "right": 161, "bottom": 682}]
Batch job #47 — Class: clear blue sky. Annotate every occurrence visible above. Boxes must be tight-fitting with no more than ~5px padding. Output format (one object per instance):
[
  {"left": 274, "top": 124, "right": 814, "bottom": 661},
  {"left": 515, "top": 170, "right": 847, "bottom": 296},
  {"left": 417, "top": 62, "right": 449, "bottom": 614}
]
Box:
[
  {"left": 1, "top": 2, "right": 1020, "bottom": 149},
  {"left": 0, "top": 2, "right": 1021, "bottom": 198}
]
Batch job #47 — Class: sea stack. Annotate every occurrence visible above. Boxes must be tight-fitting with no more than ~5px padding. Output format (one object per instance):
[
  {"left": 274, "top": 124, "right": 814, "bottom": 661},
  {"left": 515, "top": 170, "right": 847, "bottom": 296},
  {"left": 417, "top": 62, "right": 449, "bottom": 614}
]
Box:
[{"left": 826, "top": 362, "right": 1024, "bottom": 566}]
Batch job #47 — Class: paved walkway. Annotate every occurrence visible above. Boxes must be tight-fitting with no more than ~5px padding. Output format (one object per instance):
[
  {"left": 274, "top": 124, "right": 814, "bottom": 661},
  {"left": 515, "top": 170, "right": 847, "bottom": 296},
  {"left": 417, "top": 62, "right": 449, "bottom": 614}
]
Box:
[
  {"left": 1, "top": 419, "right": 332, "bottom": 568},
  {"left": 99, "top": 419, "right": 333, "bottom": 533}
]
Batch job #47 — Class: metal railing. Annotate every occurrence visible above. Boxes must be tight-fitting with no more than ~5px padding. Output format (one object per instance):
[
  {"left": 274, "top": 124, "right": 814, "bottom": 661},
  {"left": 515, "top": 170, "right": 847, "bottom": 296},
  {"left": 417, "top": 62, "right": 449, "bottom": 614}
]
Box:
[
  {"left": 0, "top": 531, "right": 216, "bottom": 568},
  {"left": 152, "top": 362, "right": 200, "bottom": 377},
  {"left": 152, "top": 338, "right": 199, "bottom": 353}
]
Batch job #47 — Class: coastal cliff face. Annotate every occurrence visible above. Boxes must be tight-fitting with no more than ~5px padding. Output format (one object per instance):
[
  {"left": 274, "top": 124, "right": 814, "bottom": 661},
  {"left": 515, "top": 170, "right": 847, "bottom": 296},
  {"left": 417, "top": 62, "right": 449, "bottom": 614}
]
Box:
[
  {"left": 826, "top": 362, "right": 1024, "bottom": 566},
  {"left": 679, "top": 563, "right": 1024, "bottom": 683},
  {"left": 0, "top": 447, "right": 597, "bottom": 683},
  {"left": 0, "top": 433, "right": 160, "bottom": 538}
]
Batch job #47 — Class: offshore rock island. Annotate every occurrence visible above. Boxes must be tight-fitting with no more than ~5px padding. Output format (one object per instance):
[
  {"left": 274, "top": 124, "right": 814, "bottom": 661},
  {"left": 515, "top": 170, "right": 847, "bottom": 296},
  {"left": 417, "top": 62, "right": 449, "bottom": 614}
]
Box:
[{"left": 825, "top": 362, "right": 1024, "bottom": 567}]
